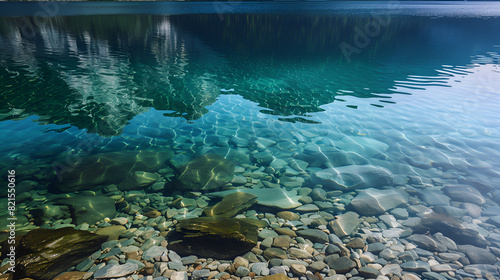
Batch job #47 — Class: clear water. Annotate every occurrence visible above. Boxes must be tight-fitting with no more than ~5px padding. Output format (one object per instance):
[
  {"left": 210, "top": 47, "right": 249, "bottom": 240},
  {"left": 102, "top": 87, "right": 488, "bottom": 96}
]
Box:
[{"left": 1, "top": 0, "right": 500, "bottom": 276}]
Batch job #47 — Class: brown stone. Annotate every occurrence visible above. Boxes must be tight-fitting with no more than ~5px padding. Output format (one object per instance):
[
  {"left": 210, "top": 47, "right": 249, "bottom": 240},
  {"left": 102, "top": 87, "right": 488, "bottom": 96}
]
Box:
[
  {"left": 167, "top": 217, "right": 258, "bottom": 259},
  {"left": 259, "top": 274, "right": 292, "bottom": 280},
  {"left": 274, "top": 228, "right": 297, "bottom": 237},
  {"left": 276, "top": 211, "right": 300, "bottom": 221},
  {"left": 346, "top": 237, "right": 365, "bottom": 249},
  {"left": 95, "top": 225, "right": 127, "bottom": 241},
  {"left": 273, "top": 235, "right": 292, "bottom": 249},
  {"left": 143, "top": 210, "right": 161, "bottom": 218},
  {"left": 204, "top": 192, "right": 257, "bottom": 217},
  {"left": 125, "top": 251, "right": 141, "bottom": 261},
  {"left": 53, "top": 272, "right": 87, "bottom": 280},
  {"left": 16, "top": 228, "right": 107, "bottom": 280}
]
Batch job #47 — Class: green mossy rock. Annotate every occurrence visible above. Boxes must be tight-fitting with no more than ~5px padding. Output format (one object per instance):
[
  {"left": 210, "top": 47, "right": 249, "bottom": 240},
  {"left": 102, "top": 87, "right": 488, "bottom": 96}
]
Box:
[
  {"left": 16, "top": 228, "right": 107, "bottom": 280},
  {"left": 52, "top": 150, "right": 173, "bottom": 192},
  {"left": 204, "top": 192, "right": 257, "bottom": 217},
  {"left": 167, "top": 217, "right": 258, "bottom": 259},
  {"left": 174, "top": 154, "right": 235, "bottom": 191},
  {"left": 56, "top": 195, "right": 116, "bottom": 225}
]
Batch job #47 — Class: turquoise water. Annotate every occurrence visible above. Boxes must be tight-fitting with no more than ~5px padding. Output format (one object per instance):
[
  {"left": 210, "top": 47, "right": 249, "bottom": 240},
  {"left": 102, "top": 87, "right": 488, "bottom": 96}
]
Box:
[{"left": 1, "top": 1, "right": 500, "bottom": 279}]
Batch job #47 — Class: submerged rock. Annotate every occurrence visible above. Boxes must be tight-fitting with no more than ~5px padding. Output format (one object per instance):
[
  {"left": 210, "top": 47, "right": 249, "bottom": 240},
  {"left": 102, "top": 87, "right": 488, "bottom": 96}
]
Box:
[
  {"left": 458, "top": 245, "right": 497, "bottom": 264},
  {"left": 56, "top": 195, "right": 117, "bottom": 225},
  {"left": 118, "top": 171, "right": 160, "bottom": 191},
  {"left": 418, "top": 213, "right": 489, "bottom": 248},
  {"left": 204, "top": 192, "right": 257, "bottom": 217},
  {"left": 16, "top": 228, "right": 107, "bottom": 280},
  {"left": 442, "top": 184, "right": 485, "bottom": 205},
  {"left": 349, "top": 188, "right": 408, "bottom": 216},
  {"left": 167, "top": 217, "right": 258, "bottom": 259},
  {"left": 174, "top": 154, "right": 235, "bottom": 191},
  {"left": 51, "top": 150, "right": 173, "bottom": 192},
  {"left": 311, "top": 165, "right": 393, "bottom": 190},
  {"left": 329, "top": 211, "right": 361, "bottom": 238},
  {"left": 208, "top": 188, "right": 302, "bottom": 209}
]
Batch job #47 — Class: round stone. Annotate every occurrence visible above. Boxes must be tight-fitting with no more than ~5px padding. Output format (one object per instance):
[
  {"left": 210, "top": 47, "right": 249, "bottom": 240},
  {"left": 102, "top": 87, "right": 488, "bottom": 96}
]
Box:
[{"left": 290, "top": 264, "right": 307, "bottom": 275}]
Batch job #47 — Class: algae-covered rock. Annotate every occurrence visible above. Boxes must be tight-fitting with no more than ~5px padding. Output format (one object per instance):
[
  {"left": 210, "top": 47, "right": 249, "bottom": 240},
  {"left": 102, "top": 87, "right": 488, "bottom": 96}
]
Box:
[
  {"left": 204, "top": 192, "right": 257, "bottom": 217},
  {"left": 52, "top": 150, "right": 173, "bottom": 192},
  {"left": 174, "top": 154, "right": 235, "bottom": 191},
  {"left": 167, "top": 217, "right": 258, "bottom": 259},
  {"left": 56, "top": 195, "right": 116, "bottom": 225},
  {"left": 16, "top": 228, "right": 107, "bottom": 280},
  {"left": 118, "top": 171, "right": 160, "bottom": 191}
]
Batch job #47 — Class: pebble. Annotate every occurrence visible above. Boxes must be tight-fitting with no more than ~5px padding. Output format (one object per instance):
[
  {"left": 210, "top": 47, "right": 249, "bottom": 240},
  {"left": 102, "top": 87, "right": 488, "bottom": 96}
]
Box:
[
  {"left": 192, "top": 269, "right": 210, "bottom": 279},
  {"left": 290, "top": 264, "right": 307, "bottom": 275}
]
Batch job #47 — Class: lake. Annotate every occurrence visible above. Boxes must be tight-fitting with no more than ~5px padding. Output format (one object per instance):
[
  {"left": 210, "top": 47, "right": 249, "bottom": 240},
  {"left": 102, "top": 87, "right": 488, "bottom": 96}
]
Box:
[{"left": 1, "top": 1, "right": 500, "bottom": 279}]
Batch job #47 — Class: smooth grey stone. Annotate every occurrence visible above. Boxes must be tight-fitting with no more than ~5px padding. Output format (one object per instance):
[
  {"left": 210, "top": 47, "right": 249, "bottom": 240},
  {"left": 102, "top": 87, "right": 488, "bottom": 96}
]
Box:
[
  {"left": 398, "top": 251, "right": 417, "bottom": 262},
  {"left": 143, "top": 246, "right": 168, "bottom": 261},
  {"left": 457, "top": 245, "right": 497, "bottom": 264},
  {"left": 437, "top": 253, "right": 461, "bottom": 262},
  {"left": 442, "top": 185, "right": 485, "bottom": 205},
  {"left": 463, "top": 264, "right": 499, "bottom": 276},
  {"left": 358, "top": 266, "right": 381, "bottom": 278},
  {"left": 408, "top": 234, "right": 447, "bottom": 252},
  {"left": 328, "top": 212, "right": 361, "bottom": 238},
  {"left": 170, "top": 271, "right": 188, "bottom": 280},
  {"left": 251, "top": 262, "right": 269, "bottom": 275},
  {"left": 418, "top": 189, "right": 450, "bottom": 206},
  {"left": 433, "top": 233, "right": 457, "bottom": 251},
  {"left": 236, "top": 266, "right": 250, "bottom": 277},
  {"left": 308, "top": 261, "right": 327, "bottom": 272},
  {"left": 350, "top": 188, "right": 409, "bottom": 216},
  {"left": 127, "top": 259, "right": 145, "bottom": 271},
  {"left": 259, "top": 229, "right": 279, "bottom": 239},
  {"left": 295, "top": 204, "right": 320, "bottom": 212},
  {"left": 140, "top": 236, "right": 164, "bottom": 251},
  {"left": 168, "top": 251, "right": 182, "bottom": 262},
  {"left": 390, "top": 208, "right": 409, "bottom": 219},
  {"left": 379, "top": 264, "right": 402, "bottom": 276},
  {"left": 269, "top": 266, "right": 287, "bottom": 275},
  {"left": 180, "top": 255, "right": 198, "bottom": 265},
  {"left": 311, "top": 188, "right": 327, "bottom": 201},
  {"left": 422, "top": 272, "right": 447, "bottom": 280},
  {"left": 414, "top": 248, "right": 434, "bottom": 257},
  {"left": 269, "top": 259, "right": 283, "bottom": 267},
  {"left": 400, "top": 261, "right": 431, "bottom": 273},
  {"left": 402, "top": 217, "right": 421, "bottom": 227},
  {"left": 379, "top": 214, "right": 402, "bottom": 228},
  {"left": 102, "top": 240, "right": 119, "bottom": 250},
  {"left": 325, "top": 244, "right": 341, "bottom": 255},
  {"left": 168, "top": 261, "right": 187, "bottom": 271},
  {"left": 325, "top": 256, "right": 356, "bottom": 274},
  {"left": 100, "top": 247, "right": 122, "bottom": 259},
  {"left": 296, "top": 229, "right": 328, "bottom": 243},
  {"left": 328, "top": 234, "right": 343, "bottom": 245},
  {"left": 380, "top": 248, "right": 397, "bottom": 260},
  {"left": 76, "top": 258, "right": 94, "bottom": 272},
  {"left": 94, "top": 263, "right": 139, "bottom": 279},
  {"left": 192, "top": 269, "right": 210, "bottom": 279},
  {"left": 367, "top": 242, "right": 385, "bottom": 254},
  {"left": 121, "top": 246, "right": 140, "bottom": 253}
]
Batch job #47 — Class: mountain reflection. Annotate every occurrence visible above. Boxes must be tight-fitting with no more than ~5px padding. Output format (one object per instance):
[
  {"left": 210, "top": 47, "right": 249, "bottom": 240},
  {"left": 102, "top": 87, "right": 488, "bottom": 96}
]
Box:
[{"left": 0, "top": 14, "right": 499, "bottom": 135}]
